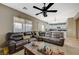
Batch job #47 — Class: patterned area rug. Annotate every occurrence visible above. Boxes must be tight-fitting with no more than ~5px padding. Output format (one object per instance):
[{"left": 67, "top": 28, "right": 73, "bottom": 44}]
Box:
[{"left": 13, "top": 42, "right": 79, "bottom": 55}]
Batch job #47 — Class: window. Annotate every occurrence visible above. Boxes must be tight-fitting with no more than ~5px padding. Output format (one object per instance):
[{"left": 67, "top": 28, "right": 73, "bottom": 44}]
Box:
[
  {"left": 25, "top": 23, "right": 32, "bottom": 32},
  {"left": 25, "top": 20, "right": 32, "bottom": 32},
  {"left": 13, "top": 16, "right": 32, "bottom": 32},
  {"left": 14, "top": 22, "right": 23, "bottom": 32}
]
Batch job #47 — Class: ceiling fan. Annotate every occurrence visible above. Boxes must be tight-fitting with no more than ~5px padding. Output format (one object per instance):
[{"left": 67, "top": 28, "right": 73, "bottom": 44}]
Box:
[{"left": 33, "top": 3, "right": 57, "bottom": 17}]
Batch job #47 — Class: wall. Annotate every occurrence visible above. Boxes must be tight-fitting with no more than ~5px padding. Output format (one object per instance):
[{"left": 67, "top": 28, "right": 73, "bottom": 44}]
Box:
[
  {"left": 66, "top": 15, "right": 79, "bottom": 47},
  {"left": 76, "top": 18, "right": 79, "bottom": 40},
  {"left": 75, "top": 13, "right": 79, "bottom": 40},
  {"left": 67, "top": 18, "right": 76, "bottom": 39},
  {"left": 0, "top": 4, "right": 47, "bottom": 47}
]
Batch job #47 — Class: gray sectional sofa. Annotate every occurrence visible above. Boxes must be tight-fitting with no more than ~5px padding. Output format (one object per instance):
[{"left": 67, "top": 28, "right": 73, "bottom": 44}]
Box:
[{"left": 6, "top": 31, "right": 65, "bottom": 54}]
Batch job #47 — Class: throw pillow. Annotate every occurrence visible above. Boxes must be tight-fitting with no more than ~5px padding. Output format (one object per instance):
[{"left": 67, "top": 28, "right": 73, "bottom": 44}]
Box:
[{"left": 23, "top": 35, "right": 31, "bottom": 40}]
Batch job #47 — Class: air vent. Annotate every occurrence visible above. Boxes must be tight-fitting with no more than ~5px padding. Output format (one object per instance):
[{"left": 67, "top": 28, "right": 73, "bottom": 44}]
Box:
[{"left": 23, "top": 7, "right": 27, "bottom": 10}]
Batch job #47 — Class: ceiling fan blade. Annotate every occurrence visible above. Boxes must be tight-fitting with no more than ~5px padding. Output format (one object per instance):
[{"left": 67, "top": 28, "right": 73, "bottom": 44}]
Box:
[
  {"left": 33, "top": 6, "right": 42, "bottom": 11},
  {"left": 47, "top": 10, "right": 57, "bottom": 12},
  {"left": 46, "top": 3, "right": 54, "bottom": 10},
  {"left": 36, "top": 12, "right": 42, "bottom": 15}
]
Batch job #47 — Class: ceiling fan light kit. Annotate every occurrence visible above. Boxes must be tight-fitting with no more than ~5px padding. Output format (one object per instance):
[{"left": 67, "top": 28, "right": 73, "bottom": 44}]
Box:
[{"left": 33, "top": 3, "right": 57, "bottom": 17}]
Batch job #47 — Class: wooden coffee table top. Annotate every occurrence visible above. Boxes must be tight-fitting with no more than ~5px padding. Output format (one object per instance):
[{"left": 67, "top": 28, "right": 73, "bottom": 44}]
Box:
[
  {"left": 24, "top": 41, "right": 44, "bottom": 55},
  {"left": 24, "top": 41, "right": 64, "bottom": 55}
]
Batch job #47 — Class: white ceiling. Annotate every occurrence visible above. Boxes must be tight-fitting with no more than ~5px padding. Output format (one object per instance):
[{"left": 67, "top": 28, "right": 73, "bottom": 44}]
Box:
[{"left": 2, "top": 3, "right": 79, "bottom": 24}]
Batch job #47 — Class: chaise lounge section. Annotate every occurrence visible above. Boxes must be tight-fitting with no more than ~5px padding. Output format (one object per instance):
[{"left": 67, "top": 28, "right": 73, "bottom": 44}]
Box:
[{"left": 6, "top": 32, "right": 30, "bottom": 54}]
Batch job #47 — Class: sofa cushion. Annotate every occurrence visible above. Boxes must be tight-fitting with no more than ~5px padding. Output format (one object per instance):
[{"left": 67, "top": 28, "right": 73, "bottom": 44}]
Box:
[
  {"left": 39, "top": 32, "right": 46, "bottom": 36},
  {"left": 24, "top": 32, "right": 32, "bottom": 35},
  {"left": 52, "top": 32, "right": 64, "bottom": 38},
  {"left": 9, "top": 40, "right": 16, "bottom": 44},
  {"left": 23, "top": 35, "right": 31, "bottom": 40},
  {"left": 10, "top": 33, "right": 23, "bottom": 41},
  {"left": 49, "top": 38, "right": 60, "bottom": 42},
  {"left": 16, "top": 40, "right": 28, "bottom": 47}
]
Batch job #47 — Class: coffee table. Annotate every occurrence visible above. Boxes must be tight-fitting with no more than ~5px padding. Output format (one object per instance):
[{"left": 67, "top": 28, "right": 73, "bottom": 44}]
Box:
[
  {"left": 24, "top": 41, "right": 64, "bottom": 55},
  {"left": 24, "top": 41, "right": 43, "bottom": 55}
]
